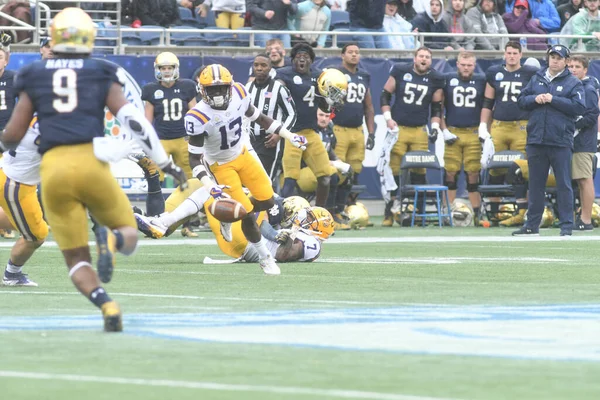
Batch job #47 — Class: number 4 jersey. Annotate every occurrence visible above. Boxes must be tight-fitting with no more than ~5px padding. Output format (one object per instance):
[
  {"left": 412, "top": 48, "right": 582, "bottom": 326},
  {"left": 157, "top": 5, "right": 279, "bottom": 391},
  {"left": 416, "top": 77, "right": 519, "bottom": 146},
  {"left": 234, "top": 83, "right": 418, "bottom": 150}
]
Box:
[
  {"left": 390, "top": 63, "right": 445, "bottom": 127},
  {"left": 14, "top": 58, "right": 125, "bottom": 154},
  {"left": 486, "top": 64, "right": 537, "bottom": 122},
  {"left": 184, "top": 82, "right": 250, "bottom": 165}
]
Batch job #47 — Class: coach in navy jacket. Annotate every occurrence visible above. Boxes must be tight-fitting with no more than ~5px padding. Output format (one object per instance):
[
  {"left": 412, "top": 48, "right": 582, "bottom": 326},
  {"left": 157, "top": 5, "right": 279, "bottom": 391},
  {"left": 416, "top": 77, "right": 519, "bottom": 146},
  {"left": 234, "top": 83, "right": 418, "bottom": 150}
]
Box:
[{"left": 514, "top": 44, "right": 585, "bottom": 236}]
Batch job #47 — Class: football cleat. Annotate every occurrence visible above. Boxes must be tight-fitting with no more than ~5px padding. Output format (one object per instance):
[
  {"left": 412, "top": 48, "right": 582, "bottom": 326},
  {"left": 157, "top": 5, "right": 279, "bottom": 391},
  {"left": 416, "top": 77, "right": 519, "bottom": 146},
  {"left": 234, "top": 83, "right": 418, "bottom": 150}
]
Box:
[
  {"left": 511, "top": 226, "right": 539, "bottom": 236},
  {"left": 0, "top": 229, "right": 15, "bottom": 239},
  {"left": 382, "top": 215, "right": 394, "bottom": 227},
  {"left": 94, "top": 226, "right": 116, "bottom": 284},
  {"left": 2, "top": 271, "right": 38, "bottom": 287},
  {"left": 129, "top": 153, "right": 159, "bottom": 177},
  {"left": 134, "top": 213, "right": 167, "bottom": 239},
  {"left": 101, "top": 301, "right": 123, "bottom": 332},
  {"left": 220, "top": 222, "right": 232, "bottom": 242},
  {"left": 575, "top": 218, "right": 594, "bottom": 232},
  {"left": 181, "top": 227, "right": 198, "bottom": 237},
  {"left": 259, "top": 255, "right": 281, "bottom": 276}
]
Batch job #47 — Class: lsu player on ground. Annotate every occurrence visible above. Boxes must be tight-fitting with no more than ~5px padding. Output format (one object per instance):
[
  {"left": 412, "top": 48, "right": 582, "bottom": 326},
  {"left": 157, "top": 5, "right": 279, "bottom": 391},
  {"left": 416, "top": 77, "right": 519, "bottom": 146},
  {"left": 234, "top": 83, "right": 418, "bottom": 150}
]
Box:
[
  {"left": 441, "top": 51, "right": 486, "bottom": 225},
  {"left": 0, "top": 36, "right": 55, "bottom": 287},
  {"left": 330, "top": 43, "right": 375, "bottom": 187},
  {"left": 277, "top": 43, "right": 344, "bottom": 208},
  {"left": 478, "top": 41, "right": 537, "bottom": 227},
  {"left": 183, "top": 63, "right": 307, "bottom": 275},
  {"left": 0, "top": 8, "right": 186, "bottom": 332},
  {"left": 380, "top": 46, "right": 446, "bottom": 226}
]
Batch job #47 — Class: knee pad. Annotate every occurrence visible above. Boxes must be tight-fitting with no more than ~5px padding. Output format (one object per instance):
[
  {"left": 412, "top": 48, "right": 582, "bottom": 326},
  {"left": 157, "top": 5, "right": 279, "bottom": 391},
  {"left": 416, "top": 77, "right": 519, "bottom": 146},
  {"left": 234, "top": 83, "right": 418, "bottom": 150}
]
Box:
[
  {"left": 317, "top": 175, "right": 331, "bottom": 187},
  {"left": 467, "top": 182, "right": 479, "bottom": 192},
  {"left": 444, "top": 172, "right": 458, "bottom": 190},
  {"left": 411, "top": 173, "right": 426, "bottom": 185}
]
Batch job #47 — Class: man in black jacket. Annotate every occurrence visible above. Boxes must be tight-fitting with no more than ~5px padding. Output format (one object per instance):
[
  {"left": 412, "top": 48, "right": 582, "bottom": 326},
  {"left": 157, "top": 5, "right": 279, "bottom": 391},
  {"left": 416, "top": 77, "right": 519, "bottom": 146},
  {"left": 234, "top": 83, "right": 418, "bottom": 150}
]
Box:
[
  {"left": 514, "top": 45, "right": 585, "bottom": 236},
  {"left": 347, "top": 0, "right": 391, "bottom": 48},
  {"left": 247, "top": 0, "right": 298, "bottom": 48},
  {"left": 134, "top": 0, "right": 181, "bottom": 27}
]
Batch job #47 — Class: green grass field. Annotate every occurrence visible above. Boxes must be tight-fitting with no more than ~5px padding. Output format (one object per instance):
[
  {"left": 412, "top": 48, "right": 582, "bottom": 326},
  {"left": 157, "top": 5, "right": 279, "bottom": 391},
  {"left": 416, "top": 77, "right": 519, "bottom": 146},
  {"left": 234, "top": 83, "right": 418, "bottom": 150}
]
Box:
[{"left": 1, "top": 222, "right": 600, "bottom": 400}]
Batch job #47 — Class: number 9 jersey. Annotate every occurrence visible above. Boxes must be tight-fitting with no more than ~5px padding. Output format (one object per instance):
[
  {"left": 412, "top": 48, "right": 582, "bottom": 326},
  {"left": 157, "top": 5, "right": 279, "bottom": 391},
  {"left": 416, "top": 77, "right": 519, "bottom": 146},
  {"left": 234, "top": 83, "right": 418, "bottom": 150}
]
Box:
[{"left": 184, "top": 81, "right": 250, "bottom": 165}]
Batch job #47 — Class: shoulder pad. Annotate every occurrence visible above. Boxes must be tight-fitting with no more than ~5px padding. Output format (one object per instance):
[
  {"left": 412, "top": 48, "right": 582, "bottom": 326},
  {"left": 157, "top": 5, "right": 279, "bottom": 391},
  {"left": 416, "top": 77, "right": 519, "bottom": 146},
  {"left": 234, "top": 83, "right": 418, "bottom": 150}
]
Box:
[
  {"left": 186, "top": 108, "right": 210, "bottom": 125},
  {"left": 232, "top": 82, "right": 248, "bottom": 99}
]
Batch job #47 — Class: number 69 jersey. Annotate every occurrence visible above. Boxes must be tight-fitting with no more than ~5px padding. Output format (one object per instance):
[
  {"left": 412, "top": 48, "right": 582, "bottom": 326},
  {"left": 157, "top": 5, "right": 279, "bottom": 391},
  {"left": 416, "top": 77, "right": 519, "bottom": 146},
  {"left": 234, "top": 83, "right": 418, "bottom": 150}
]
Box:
[
  {"left": 184, "top": 82, "right": 250, "bottom": 165},
  {"left": 390, "top": 63, "right": 445, "bottom": 127}
]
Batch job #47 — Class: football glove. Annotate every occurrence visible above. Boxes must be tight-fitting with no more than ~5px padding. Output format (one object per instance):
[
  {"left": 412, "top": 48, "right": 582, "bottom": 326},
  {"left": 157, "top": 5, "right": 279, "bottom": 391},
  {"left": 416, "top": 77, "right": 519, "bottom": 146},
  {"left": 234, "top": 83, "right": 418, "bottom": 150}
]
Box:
[
  {"left": 162, "top": 161, "right": 188, "bottom": 191},
  {"left": 0, "top": 32, "right": 11, "bottom": 49},
  {"left": 290, "top": 134, "right": 308, "bottom": 151},
  {"left": 443, "top": 129, "right": 459, "bottom": 145},
  {"left": 478, "top": 122, "right": 491, "bottom": 143},
  {"left": 366, "top": 133, "right": 375, "bottom": 151},
  {"left": 429, "top": 122, "right": 441, "bottom": 144},
  {"left": 275, "top": 229, "right": 294, "bottom": 244},
  {"left": 208, "top": 185, "right": 231, "bottom": 199}
]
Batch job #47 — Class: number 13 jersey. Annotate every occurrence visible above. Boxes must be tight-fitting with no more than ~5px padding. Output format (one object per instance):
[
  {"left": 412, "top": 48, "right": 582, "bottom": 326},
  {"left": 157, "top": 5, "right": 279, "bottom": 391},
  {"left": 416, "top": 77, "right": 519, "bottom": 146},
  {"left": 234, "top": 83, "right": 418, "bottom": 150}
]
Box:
[{"left": 184, "top": 82, "right": 250, "bottom": 165}]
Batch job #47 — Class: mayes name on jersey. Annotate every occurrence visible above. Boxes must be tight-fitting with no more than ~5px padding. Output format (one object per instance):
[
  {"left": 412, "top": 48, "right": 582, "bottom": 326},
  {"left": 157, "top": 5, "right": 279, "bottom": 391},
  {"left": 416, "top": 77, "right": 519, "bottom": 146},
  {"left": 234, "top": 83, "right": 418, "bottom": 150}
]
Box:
[{"left": 185, "top": 78, "right": 250, "bottom": 165}]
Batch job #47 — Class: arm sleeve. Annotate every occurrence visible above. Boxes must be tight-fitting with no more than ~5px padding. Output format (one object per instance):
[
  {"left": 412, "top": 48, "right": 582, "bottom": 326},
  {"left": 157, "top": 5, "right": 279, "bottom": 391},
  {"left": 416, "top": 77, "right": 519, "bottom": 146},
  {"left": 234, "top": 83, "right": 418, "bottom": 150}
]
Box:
[{"left": 277, "top": 85, "right": 297, "bottom": 130}]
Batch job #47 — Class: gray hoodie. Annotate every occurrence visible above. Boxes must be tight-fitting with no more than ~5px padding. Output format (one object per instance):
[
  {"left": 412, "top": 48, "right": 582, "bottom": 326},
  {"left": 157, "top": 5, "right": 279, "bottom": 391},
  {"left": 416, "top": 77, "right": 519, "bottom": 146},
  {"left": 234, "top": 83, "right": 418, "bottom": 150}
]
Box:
[
  {"left": 442, "top": 8, "right": 475, "bottom": 50},
  {"left": 465, "top": 0, "right": 508, "bottom": 50}
]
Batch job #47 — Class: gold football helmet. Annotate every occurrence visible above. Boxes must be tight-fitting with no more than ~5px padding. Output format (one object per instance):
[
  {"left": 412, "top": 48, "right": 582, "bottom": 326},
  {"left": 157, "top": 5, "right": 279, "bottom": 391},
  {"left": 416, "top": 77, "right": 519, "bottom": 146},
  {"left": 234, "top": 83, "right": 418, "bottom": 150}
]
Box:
[
  {"left": 281, "top": 196, "right": 311, "bottom": 228},
  {"left": 317, "top": 69, "right": 348, "bottom": 106},
  {"left": 497, "top": 204, "right": 516, "bottom": 221},
  {"left": 154, "top": 52, "right": 180, "bottom": 83},
  {"left": 452, "top": 203, "right": 473, "bottom": 227},
  {"left": 592, "top": 203, "right": 600, "bottom": 227},
  {"left": 292, "top": 206, "right": 335, "bottom": 240},
  {"left": 199, "top": 64, "right": 233, "bottom": 110},
  {"left": 50, "top": 7, "right": 96, "bottom": 55},
  {"left": 345, "top": 204, "right": 368, "bottom": 230},
  {"left": 540, "top": 207, "right": 555, "bottom": 228}
]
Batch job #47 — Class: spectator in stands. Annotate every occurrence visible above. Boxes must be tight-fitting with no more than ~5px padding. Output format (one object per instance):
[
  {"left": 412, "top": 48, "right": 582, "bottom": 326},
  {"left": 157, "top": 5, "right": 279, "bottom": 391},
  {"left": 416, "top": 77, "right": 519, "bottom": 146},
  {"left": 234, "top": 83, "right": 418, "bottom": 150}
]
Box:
[
  {"left": 329, "top": 0, "right": 347, "bottom": 10},
  {"left": 247, "top": 0, "right": 298, "bottom": 48},
  {"left": 557, "top": 0, "right": 582, "bottom": 27},
  {"left": 347, "top": 0, "right": 391, "bottom": 48},
  {"left": 383, "top": 0, "right": 416, "bottom": 49},
  {"left": 466, "top": 0, "right": 509, "bottom": 50},
  {"left": 411, "top": 0, "right": 453, "bottom": 49},
  {"left": 199, "top": 0, "right": 246, "bottom": 29},
  {"left": 288, "top": 0, "right": 331, "bottom": 48},
  {"left": 442, "top": 0, "right": 476, "bottom": 50},
  {"left": 397, "top": 0, "right": 417, "bottom": 21},
  {"left": 564, "top": 0, "right": 600, "bottom": 51},
  {"left": 504, "top": 0, "right": 561, "bottom": 31},
  {"left": 412, "top": 0, "right": 430, "bottom": 14},
  {"left": 503, "top": 0, "right": 548, "bottom": 49},
  {"left": 135, "top": 0, "right": 181, "bottom": 27}
]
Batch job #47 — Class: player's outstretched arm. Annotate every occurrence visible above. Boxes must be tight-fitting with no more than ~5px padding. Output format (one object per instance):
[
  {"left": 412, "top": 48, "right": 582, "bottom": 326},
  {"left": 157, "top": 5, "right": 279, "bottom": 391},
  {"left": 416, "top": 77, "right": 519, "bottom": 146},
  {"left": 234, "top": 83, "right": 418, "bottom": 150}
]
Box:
[
  {"left": 246, "top": 104, "right": 307, "bottom": 150},
  {"left": 0, "top": 92, "right": 34, "bottom": 150}
]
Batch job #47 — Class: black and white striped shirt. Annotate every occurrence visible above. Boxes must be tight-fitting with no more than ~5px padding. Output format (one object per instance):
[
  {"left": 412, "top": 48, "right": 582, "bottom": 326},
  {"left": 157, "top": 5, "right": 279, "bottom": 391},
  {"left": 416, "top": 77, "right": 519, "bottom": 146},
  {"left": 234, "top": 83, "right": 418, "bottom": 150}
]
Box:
[{"left": 245, "top": 77, "right": 296, "bottom": 154}]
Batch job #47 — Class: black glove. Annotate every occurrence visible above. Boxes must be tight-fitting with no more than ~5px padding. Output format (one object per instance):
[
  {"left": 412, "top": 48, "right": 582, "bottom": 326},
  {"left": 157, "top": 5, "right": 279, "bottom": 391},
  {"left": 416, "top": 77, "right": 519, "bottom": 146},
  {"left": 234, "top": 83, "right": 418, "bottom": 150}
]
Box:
[
  {"left": 162, "top": 161, "right": 188, "bottom": 191},
  {"left": 366, "top": 133, "right": 375, "bottom": 151},
  {"left": 428, "top": 126, "right": 441, "bottom": 144},
  {"left": 0, "top": 32, "right": 11, "bottom": 49}
]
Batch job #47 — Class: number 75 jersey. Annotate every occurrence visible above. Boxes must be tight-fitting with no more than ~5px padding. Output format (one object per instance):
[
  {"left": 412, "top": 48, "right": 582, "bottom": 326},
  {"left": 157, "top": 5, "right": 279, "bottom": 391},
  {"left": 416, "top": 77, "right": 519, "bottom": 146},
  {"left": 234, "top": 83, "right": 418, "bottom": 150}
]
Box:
[
  {"left": 184, "top": 82, "right": 250, "bottom": 165},
  {"left": 486, "top": 64, "right": 537, "bottom": 122}
]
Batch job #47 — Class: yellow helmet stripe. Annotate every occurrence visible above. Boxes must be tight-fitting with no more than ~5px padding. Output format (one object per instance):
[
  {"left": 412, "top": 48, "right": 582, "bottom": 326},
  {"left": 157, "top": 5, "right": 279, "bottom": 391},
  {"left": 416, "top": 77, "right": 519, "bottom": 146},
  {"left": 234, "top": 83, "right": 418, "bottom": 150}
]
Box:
[
  {"left": 29, "top": 116, "right": 38, "bottom": 128},
  {"left": 211, "top": 65, "right": 221, "bottom": 82}
]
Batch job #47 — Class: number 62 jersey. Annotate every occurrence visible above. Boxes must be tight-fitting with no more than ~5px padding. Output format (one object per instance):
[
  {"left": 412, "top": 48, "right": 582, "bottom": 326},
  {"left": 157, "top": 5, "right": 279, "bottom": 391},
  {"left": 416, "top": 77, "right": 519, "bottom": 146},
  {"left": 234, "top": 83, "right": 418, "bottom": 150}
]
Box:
[{"left": 184, "top": 82, "right": 250, "bottom": 165}]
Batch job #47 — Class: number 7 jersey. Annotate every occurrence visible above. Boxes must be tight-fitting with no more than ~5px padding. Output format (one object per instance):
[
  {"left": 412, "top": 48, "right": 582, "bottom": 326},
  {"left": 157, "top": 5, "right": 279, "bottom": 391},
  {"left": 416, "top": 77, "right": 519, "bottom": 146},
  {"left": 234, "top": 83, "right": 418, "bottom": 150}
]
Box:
[{"left": 184, "top": 82, "right": 250, "bottom": 165}]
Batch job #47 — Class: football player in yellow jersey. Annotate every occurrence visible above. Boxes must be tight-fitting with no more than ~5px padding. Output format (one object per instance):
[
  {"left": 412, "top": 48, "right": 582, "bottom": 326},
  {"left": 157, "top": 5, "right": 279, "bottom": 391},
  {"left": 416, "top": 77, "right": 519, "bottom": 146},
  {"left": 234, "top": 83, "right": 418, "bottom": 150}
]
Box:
[
  {"left": 0, "top": 8, "right": 186, "bottom": 332},
  {"left": 135, "top": 185, "right": 322, "bottom": 264},
  {"left": 183, "top": 64, "right": 307, "bottom": 275}
]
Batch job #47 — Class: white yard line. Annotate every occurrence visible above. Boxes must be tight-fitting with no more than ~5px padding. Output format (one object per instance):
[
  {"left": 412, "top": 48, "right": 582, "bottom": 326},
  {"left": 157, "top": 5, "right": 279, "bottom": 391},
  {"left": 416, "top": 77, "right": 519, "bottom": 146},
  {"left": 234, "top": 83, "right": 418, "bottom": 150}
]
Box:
[
  {"left": 0, "top": 371, "right": 459, "bottom": 400},
  {"left": 0, "top": 236, "right": 598, "bottom": 250}
]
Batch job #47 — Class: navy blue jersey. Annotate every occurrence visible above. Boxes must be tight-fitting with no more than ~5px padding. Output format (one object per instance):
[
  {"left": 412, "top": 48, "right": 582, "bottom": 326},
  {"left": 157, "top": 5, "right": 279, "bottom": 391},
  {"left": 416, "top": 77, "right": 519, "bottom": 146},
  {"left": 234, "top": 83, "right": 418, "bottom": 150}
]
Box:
[
  {"left": 142, "top": 79, "right": 197, "bottom": 140},
  {"left": 443, "top": 72, "right": 486, "bottom": 128},
  {"left": 486, "top": 64, "right": 537, "bottom": 121},
  {"left": 0, "top": 70, "right": 17, "bottom": 130},
  {"left": 14, "top": 58, "right": 123, "bottom": 154},
  {"left": 332, "top": 66, "right": 370, "bottom": 128},
  {"left": 390, "top": 63, "right": 445, "bottom": 127},
  {"left": 574, "top": 76, "right": 600, "bottom": 153},
  {"left": 267, "top": 194, "right": 285, "bottom": 226},
  {"left": 276, "top": 66, "right": 323, "bottom": 132}
]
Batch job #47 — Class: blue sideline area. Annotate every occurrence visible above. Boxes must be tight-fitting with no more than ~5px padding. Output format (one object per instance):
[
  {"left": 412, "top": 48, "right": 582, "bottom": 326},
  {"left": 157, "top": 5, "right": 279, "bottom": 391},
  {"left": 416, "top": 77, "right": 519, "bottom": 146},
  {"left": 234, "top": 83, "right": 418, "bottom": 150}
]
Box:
[{"left": 7, "top": 53, "right": 600, "bottom": 199}]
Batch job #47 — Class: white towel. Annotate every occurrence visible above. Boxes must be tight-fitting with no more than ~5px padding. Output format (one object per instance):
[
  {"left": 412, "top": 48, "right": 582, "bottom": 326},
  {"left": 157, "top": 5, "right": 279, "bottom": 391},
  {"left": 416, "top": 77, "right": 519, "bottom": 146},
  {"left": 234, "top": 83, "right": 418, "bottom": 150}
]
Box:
[
  {"left": 376, "top": 128, "right": 399, "bottom": 202},
  {"left": 480, "top": 137, "right": 495, "bottom": 169}
]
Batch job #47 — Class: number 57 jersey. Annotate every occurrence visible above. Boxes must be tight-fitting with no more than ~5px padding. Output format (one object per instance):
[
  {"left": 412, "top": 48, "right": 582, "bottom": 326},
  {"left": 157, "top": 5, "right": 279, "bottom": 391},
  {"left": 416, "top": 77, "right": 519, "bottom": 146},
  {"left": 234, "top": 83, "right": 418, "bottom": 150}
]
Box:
[{"left": 185, "top": 82, "right": 250, "bottom": 165}]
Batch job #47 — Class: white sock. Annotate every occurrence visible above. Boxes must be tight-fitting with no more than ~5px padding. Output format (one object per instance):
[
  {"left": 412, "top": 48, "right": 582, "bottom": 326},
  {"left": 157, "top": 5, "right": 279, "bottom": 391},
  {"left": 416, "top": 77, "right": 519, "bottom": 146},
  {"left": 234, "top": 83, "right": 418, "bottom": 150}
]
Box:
[
  {"left": 6, "top": 261, "right": 22, "bottom": 274},
  {"left": 161, "top": 187, "right": 210, "bottom": 227},
  {"left": 252, "top": 237, "right": 271, "bottom": 260}
]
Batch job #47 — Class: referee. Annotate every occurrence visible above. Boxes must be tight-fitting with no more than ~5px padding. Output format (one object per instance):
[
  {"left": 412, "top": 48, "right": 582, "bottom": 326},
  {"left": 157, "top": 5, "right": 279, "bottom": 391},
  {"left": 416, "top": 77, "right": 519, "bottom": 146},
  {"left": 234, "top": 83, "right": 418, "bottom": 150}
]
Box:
[{"left": 246, "top": 53, "right": 296, "bottom": 184}]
